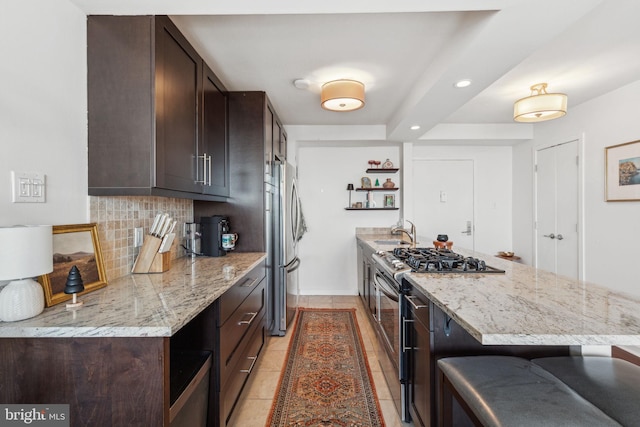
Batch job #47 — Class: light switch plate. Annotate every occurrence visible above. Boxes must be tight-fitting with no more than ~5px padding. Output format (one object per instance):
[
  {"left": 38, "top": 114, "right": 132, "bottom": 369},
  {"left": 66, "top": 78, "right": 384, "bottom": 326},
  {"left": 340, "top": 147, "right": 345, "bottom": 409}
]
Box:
[
  {"left": 134, "top": 227, "right": 144, "bottom": 247},
  {"left": 11, "top": 171, "right": 46, "bottom": 203}
]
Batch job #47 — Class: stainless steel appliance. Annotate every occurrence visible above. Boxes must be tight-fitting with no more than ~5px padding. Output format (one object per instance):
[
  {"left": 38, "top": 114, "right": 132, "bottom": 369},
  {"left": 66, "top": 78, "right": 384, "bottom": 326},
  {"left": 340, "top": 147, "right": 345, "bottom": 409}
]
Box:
[
  {"left": 270, "top": 161, "right": 302, "bottom": 336},
  {"left": 370, "top": 247, "right": 504, "bottom": 423}
]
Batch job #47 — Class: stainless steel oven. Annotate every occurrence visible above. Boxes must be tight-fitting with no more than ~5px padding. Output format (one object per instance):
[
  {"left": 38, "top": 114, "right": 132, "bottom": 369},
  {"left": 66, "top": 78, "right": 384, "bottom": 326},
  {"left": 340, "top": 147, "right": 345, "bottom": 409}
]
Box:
[{"left": 371, "top": 256, "right": 409, "bottom": 422}]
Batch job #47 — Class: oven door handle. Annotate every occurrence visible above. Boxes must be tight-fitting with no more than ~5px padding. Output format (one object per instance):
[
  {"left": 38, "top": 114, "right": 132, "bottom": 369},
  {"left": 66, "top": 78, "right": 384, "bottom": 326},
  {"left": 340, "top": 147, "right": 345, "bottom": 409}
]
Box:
[{"left": 374, "top": 272, "right": 399, "bottom": 302}]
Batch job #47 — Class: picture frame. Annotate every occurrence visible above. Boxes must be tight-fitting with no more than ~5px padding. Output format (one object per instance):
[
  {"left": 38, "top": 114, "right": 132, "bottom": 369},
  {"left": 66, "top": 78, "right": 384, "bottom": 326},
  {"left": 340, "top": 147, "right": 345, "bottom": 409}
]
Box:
[
  {"left": 605, "top": 139, "right": 640, "bottom": 201},
  {"left": 361, "top": 176, "right": 372, "bottom": 188},
  {"left": 384, "top": 194, "right": 395, "bottom": 208},
  {"left": 38, "top": 223, "right": 107, "bottom": 307}
]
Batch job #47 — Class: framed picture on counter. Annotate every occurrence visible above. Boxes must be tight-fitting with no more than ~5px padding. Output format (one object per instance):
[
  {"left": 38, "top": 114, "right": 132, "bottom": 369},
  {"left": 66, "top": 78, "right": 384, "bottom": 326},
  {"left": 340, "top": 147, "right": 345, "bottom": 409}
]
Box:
[
  {"left": 605, "top": 139, "right": 640, "bottom": 201},
  {"left": 384, "top": 194, "right": 395, "bottom": 208},
  {"left": 38, "top": 223, "right": 107, "bottom": 307}
]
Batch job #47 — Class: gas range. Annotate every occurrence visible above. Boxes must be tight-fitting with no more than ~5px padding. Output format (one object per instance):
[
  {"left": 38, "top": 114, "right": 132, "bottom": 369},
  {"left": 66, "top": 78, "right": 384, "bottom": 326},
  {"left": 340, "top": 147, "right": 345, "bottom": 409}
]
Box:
[{"left": 374, "top": 247, "right": 505, "bottom": 277}]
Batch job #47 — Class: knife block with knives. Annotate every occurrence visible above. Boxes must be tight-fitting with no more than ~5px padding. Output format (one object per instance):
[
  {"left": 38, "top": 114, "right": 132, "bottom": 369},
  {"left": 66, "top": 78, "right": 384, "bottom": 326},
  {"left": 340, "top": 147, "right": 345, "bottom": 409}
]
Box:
[{"left": 132, "top": 214, "right": 177, "bottom": 274}]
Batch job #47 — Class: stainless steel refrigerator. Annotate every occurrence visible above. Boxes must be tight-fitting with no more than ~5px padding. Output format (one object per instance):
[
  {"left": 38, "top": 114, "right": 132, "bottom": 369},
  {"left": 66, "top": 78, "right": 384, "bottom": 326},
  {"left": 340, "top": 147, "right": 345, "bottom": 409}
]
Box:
[{"left": 270, "top": 161, "right": 302, "bottom": 336}]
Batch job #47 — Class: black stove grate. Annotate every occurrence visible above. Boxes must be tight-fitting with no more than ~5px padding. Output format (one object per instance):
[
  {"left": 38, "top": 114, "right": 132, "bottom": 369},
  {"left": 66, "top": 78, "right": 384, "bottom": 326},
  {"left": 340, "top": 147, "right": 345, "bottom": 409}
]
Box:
[{"left": 391, "top": 247, "right": 504, "bottom": 274}]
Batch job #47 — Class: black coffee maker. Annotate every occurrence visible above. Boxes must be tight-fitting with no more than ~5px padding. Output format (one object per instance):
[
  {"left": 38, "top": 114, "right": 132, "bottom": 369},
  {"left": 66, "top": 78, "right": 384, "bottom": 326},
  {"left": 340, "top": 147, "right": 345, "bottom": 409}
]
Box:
[{"left": 200, "top": 215, "right": 229, "bottom": 257}]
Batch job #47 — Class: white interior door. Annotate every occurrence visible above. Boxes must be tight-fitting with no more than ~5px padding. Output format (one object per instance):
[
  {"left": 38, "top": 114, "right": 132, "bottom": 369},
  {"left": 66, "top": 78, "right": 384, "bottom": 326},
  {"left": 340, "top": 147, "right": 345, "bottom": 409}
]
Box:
[
  {"left": 535, "top": 140, "right": 579, "bottom": 278},
  {"left": 412, "top": 159, "right": 474, "bottom": 249}
]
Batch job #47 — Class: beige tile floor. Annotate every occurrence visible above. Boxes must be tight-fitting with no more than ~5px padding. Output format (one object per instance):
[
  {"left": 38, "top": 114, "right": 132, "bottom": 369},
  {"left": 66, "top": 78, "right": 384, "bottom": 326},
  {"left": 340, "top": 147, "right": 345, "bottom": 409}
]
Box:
[{"left": 232, "top": 295, "right": 412, "bottom": 427}]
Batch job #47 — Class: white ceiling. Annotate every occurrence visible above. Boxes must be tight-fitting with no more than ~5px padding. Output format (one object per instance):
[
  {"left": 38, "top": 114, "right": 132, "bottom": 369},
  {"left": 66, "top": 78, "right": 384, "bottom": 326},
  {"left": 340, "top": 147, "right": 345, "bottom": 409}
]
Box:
[{"left": 71, "top": 0, "right": 640, "bottom": 144}]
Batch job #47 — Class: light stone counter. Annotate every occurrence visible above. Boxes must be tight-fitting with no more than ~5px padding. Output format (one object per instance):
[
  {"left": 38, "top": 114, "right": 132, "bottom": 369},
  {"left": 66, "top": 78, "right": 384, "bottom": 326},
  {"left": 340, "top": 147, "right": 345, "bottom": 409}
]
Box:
[
  {"left": 356, "top": 230, "right": 640, "bottom": 346},
  {"left": 0, "top": 252, "right": 266, "bottom": 338}
]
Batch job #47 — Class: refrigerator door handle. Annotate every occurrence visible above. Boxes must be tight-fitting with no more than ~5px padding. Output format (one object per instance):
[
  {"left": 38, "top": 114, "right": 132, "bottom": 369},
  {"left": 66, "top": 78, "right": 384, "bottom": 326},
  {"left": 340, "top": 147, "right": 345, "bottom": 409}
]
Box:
[
  {"left": 283, "top": 257, "right": 301, "bottom": 273},
  {"left": 291, "top": 179, "right": 300, "bottom": 243}
]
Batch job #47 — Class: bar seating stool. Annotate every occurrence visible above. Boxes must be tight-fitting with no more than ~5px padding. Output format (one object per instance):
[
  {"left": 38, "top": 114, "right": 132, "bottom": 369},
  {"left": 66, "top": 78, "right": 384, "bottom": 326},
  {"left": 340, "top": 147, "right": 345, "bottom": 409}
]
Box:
[
  {"left": 437, "top": 355, "right": 621, "bottom": 427},
  {"left": 532, "top": 356, "right": 640, "bottom": 427}
]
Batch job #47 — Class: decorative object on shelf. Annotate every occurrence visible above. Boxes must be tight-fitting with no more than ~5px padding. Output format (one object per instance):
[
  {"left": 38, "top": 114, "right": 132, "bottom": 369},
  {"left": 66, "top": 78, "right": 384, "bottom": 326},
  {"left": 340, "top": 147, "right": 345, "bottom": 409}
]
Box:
[
  {"left": 366, "top": 191, "right": 376, "bottom": 208},
  {"left": 356, "top": 202, "right": 363, "bottom": 208},
  {"left": 368, "top": 160, "right": 376, "bottom": 168},
  {"left": 38, "top": 223, "right": 107, "bottom": 307},
  {"left": 375, "top": 178, "right": 380, "bottom": 187},
  {"left": 361, "top": 177, "right": 372, "bottom": 188},
  {"left": 346, "top": 183, "right": 354, "bottom": 207},
  {"left": 384, "top": 194, "right": 395, "bottom": 208},
  {"left": 382, "top": 178, "right": 395, "bottom": 188},
  {"left": 382, "top": 159, "right": 394, "bottom": 169},
  {"left": 64, "top": 265, "right": 85, "bottom": 308},
  {"left": 0, "top": 225, "right": 52, "bottom": 322},
  {"left": 605, "top": 139, "right": 640, "bottom": 201},
  {"left": 320, "top": 79, "right": 365, "bottom": 112},
  {"left": 513, "top": 82, "right": 567, "bottom": 123}
]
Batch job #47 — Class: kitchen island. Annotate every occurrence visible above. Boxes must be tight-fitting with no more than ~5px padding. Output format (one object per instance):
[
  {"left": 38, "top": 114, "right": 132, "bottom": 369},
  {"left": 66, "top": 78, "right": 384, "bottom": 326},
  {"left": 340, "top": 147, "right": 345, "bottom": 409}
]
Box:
[
  {"left": 357, "top": 228, "right": 640, "bottom": 426},
  {"left": 0, "top": 252, "right": 266, "bottom": 427},
  {"left": 357, "top": 229, "right": 640, "bottom": 346}
]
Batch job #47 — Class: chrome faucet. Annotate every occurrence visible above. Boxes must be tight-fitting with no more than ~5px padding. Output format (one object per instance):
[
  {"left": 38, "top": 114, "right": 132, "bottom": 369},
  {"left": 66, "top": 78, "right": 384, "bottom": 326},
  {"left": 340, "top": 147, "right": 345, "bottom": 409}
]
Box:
[{"left": 391, "top": 220, "right": 417, "bottom": 248}]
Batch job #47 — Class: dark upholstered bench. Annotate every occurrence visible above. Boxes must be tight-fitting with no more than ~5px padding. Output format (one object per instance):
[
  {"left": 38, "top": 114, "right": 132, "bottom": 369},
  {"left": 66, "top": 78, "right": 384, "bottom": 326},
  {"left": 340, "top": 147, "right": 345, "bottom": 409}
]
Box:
[
  {"left": 533, "top": 356, "right": 640, "bottom": 427},
  {"left": 437, "top": 356, "right": 621, "bottom": 427}
]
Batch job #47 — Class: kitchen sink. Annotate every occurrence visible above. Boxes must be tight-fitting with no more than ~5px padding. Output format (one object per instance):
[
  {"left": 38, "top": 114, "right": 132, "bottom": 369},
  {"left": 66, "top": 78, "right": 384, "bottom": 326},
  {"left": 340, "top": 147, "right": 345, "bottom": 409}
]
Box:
[{"left": 374, "top": 239, "right": 410, "bottom": 245}]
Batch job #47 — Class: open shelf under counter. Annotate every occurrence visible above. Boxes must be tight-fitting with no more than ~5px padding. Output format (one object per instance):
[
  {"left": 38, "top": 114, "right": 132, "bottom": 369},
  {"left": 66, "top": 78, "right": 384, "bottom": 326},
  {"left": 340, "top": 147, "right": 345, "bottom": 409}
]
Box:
[{"left": 356, "top": 187, "right": 399, "bottom": 191}]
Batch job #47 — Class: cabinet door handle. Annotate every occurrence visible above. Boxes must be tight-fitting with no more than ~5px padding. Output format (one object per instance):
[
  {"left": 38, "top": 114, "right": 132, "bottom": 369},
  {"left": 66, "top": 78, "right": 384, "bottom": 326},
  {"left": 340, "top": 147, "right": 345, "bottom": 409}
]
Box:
[
  {"left": 238, "top": 312, "right": 258, "bottom": 325},
  {"left": 556, "top": 234, "right": 564, "bottom": 240},
  {"left": 196, "top": 153, "right": 208, "bottom": 184},
  {"left": 240, "top": 356, "right": 258, "bottom": 374},
  {"left": 207, "top": 154, "right": 212, "bottom": 186},
  {"left": 240, "top": 277, "right": 258, "bottom": 288},
  {"left": 405, "top": 295, "right": 428, "bottom": 310},
  {"left": 543, "top": 233, "right": 556, "bottom": 239}
]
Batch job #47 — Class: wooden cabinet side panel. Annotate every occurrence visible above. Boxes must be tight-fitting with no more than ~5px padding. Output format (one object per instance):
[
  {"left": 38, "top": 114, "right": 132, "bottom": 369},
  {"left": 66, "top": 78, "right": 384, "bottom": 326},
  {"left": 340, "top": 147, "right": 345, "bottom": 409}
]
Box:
[
  {"left": 0, "top": 337, "right": 167, "bottom": 427},
  {"left": 87, "top": 16, "right": 154, "bottom": 190}
]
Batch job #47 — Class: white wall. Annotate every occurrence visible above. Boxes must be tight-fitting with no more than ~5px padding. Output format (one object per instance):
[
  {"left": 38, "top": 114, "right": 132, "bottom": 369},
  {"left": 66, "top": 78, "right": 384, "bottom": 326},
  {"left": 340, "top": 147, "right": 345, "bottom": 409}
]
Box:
[
  {"left": 513, "top": 79, "right": 640, "bottom": 296},
  {"left": 297, "top": 144, "right": 401, "bottom": 295},
  {"left": 0, "top": 0, "right": 88, "bottom": 227},
  {"left": 296, "top": 141, "right": 513, "bottom": 296},
  {"left": 409, "top": 144, "right": 513, "bottom": 256}
]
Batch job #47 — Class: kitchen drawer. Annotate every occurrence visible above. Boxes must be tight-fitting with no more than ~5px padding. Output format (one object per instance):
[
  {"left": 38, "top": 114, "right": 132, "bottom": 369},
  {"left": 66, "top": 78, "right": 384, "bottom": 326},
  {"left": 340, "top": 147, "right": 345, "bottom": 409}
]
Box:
[
  {"left": 219, "top": 280, "right": 265, "bottom": 387},
  {"left": 219, "top": 260, "right": 266, "bottom": 325},
  {"left": 220, "top": 320, "right": 266, "bottom": 427}
]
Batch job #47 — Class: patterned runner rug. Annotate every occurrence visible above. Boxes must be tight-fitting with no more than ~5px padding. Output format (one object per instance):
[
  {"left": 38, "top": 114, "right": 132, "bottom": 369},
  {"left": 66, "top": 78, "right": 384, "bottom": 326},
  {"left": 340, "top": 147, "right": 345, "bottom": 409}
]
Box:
[{"left": 267, "top": 308, "right": 386, "bottom": 426}]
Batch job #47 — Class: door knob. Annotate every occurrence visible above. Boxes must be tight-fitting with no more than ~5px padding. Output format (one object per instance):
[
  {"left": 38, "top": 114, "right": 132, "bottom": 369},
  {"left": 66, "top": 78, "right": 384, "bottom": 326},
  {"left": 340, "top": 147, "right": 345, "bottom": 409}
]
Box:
[
  {"left": 543, "top": 233, "right": 556, "bottom": 239},
  {"left": 556, "top": 234, "right": 564, "bottom": 240}
]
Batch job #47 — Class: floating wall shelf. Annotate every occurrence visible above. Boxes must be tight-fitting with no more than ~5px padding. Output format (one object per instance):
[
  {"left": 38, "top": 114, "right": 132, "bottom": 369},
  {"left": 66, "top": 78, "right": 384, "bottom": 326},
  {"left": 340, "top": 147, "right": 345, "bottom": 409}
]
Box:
[
  {"left": 356, "top": 187, "right": 398, "bottom": 192},
  {"left": 366, "top": 168, "right": 398, "bottom": 173},
  {"left": 344, "top": 207, "right": 399, "bottom": 211}
]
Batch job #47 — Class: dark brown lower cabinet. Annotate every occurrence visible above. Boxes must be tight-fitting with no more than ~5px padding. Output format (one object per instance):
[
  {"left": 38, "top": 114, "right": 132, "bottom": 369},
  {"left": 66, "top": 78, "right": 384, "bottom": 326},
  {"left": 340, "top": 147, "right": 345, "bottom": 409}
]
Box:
[
  {"left": 404, "top": 279, "right": 571, "bottom": 427},
  {"left": 0, "top": 337, "right": 169, "bottom": 426}
]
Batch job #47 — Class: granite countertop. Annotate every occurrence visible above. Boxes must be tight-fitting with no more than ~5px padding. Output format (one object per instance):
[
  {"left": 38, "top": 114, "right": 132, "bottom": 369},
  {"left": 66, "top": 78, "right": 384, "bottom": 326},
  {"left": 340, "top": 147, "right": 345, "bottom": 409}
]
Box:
[
  {"left": 0, "top": 252, "right": 266, "bottom": 338},
  {"left": 356, "top": 229, "right": 640, "bottom": 346}
]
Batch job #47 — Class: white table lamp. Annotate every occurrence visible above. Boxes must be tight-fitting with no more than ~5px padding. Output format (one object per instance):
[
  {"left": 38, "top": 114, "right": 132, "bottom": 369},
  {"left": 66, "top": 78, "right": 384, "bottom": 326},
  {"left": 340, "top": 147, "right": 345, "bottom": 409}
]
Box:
[{"left": 0, "top": 225, "right": 53, "bottom": 322}]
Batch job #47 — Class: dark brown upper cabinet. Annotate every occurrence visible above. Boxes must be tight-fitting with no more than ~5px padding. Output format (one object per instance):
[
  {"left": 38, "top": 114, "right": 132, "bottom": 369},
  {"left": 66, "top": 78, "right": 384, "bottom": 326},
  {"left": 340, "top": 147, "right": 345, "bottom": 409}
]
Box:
[{"left": 88, "top": 15, "right": 229, "bottom": 201}]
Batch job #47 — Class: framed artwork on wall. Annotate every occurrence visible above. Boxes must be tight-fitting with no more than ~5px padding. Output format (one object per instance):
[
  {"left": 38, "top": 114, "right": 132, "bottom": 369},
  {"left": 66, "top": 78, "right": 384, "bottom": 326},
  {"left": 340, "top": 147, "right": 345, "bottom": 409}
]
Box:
[
  {"left": 384, "top": 194, "right": 395, "bottom": 208},
  {"left": 605, "top": 139, "right": 640, "bottom": 201},
  {"left": 38, "top": 223, "right": 107, "bottom": 307}
]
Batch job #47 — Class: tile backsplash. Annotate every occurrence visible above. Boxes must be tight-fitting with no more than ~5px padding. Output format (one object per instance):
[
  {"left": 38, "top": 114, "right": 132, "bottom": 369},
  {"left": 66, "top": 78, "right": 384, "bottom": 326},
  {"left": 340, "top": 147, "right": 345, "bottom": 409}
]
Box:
[{"left": 89, "top": 196, "right": 193, "bottom": 281}]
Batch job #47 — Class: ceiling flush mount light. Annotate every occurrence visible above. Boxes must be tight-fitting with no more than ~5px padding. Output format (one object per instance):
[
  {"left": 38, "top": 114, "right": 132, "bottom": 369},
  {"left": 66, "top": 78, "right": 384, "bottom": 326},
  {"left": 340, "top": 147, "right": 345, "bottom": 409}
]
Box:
[
  {"left": 513, "top": 82, "right": 567, "bottom": 123},
  {"left": 454, "top": 79, "right": 472, "bottom": 88},
  {"left": 410, "top": 125, "right": 421, "bottom": 130},
  {"left": 321, "top": 80, "right": 365, "bottom": 112}
]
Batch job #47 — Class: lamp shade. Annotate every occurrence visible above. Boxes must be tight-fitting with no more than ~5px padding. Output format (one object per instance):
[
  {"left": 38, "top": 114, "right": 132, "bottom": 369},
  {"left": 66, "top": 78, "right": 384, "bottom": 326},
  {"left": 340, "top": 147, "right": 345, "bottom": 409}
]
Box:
[
  {"left": 514, "top": 83, "right": 567, "bottom": 123},
  {"left": 346, "top": 184, "right": 354, "bottom": 191},
  {"left": 0, "top": 225, "right": 53, "bottom": 280},
  {"left": 321, "top": 80, "right": 365, "bottom": 112}
]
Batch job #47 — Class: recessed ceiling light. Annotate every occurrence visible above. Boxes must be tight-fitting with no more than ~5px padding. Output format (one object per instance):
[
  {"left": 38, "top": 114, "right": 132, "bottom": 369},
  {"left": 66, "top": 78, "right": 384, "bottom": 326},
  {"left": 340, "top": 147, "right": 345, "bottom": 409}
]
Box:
[
  {"left": 293, "top": 79, "right": 310, "bottom": 90},
  {"left": 410, "top": 125, "right": 421, "bottom": 130},
  {"left": 454, "top": 79, "right": 472, "bottom": 88}
]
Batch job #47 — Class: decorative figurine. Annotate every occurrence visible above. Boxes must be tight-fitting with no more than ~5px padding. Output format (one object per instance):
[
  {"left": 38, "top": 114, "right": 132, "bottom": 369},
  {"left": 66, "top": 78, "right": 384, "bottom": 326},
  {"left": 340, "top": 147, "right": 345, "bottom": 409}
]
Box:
[
  {"left": 383, "top": 178, "right": 395, "bottom": 188},
  {"left": 64, "top": 265, "right": 85, "bottom": 308},
  {"left": 375, "top": 178, "right": 380, "bottom": 187},
  {"left": 382, "top": 159, "right": 394, "bottom": 169}
]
